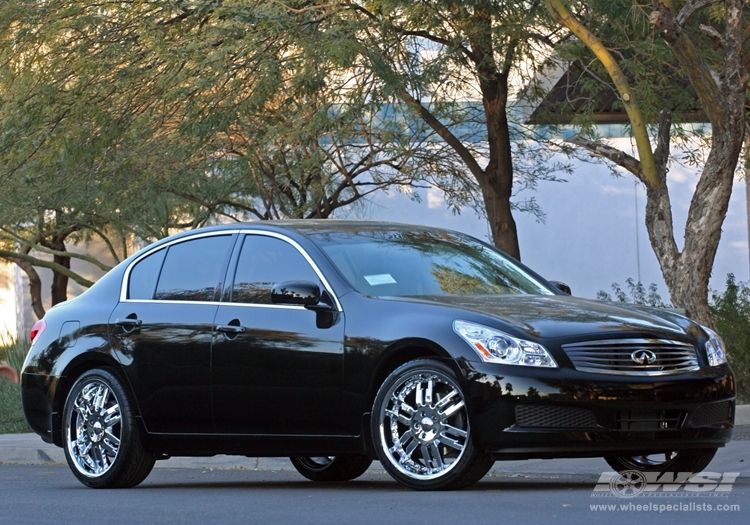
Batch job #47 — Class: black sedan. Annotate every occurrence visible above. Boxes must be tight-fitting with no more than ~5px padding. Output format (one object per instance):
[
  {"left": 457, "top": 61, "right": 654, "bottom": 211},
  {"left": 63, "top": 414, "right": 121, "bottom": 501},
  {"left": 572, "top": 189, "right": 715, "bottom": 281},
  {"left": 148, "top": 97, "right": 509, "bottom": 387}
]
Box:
[{"left": 21, "top": 221, "right": 735, "bottom": 490}]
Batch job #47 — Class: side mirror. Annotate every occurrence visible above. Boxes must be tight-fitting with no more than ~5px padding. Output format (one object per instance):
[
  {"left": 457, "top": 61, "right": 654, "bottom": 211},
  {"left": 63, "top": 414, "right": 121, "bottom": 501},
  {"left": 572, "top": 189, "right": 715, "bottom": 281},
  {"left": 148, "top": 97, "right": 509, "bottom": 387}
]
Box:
[
  {"left": 271, "top": 281, "right": 321, "bottom": 306},
  {"left": 549, "top": 281, "right": 571, "bottom": 295}
]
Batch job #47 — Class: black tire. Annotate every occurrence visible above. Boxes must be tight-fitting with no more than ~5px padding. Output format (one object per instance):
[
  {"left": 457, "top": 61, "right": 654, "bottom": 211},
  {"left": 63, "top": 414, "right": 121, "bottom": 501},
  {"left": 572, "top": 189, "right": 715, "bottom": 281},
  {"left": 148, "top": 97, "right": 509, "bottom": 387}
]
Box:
[
  {"left": 290, "top": 455, "right": 373, "bottom": 482},
  {"left": 605, "top": 448, "right": 718, "bottom": 475},
  {"left": 371, "top": 359, "right": 493, "bottom": 490},
  {"left": 62, "top": 368, "right": 155, "bottom": 488}
]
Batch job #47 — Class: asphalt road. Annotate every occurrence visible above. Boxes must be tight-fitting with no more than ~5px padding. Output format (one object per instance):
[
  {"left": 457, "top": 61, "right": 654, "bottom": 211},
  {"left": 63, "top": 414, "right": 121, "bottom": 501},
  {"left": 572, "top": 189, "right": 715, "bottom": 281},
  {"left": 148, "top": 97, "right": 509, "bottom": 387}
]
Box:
[{"left": 0, "top": 465, "right": 748, "bottom": 525}]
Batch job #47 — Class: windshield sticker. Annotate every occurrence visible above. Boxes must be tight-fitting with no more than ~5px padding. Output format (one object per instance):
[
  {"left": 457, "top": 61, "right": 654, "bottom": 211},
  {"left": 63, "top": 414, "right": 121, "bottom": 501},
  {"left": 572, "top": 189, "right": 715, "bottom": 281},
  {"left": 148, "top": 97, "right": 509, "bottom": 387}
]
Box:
[{"left": 364, "top": 274, "right": 397, "bottom": 286}]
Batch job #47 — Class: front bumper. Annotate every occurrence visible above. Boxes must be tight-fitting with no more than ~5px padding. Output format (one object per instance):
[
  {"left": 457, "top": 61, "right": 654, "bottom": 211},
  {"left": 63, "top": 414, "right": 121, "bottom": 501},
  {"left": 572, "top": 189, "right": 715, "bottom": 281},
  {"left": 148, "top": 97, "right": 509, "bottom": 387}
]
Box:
[{"left": 459, "top": 360, "right": 735, "bottom": 459}]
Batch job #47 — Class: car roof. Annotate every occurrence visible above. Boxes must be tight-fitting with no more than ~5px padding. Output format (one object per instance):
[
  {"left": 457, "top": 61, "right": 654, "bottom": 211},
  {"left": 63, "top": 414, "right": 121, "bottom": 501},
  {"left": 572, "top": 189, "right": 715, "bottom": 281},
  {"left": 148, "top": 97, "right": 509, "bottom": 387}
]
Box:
[{"left": 179, "top": 220, "right": 460, "bottom": 237}]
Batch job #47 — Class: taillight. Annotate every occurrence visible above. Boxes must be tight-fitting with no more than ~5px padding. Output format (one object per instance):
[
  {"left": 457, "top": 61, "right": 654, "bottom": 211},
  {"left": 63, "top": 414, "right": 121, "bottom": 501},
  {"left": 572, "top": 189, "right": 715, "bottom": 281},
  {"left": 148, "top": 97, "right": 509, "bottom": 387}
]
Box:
[{"left": 30, "top": 319, "right": 47, "bottom": 344}]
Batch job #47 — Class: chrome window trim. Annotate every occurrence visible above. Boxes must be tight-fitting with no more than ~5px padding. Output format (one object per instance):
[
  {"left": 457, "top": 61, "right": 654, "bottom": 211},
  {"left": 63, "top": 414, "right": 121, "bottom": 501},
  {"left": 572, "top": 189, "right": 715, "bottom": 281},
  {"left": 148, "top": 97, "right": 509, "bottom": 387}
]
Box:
[
  {"left": 120, "top": 299, "right": 306, "bottom": 310},
  {"left": 120, "top": 229, "right": 343, "bottom": 312}
]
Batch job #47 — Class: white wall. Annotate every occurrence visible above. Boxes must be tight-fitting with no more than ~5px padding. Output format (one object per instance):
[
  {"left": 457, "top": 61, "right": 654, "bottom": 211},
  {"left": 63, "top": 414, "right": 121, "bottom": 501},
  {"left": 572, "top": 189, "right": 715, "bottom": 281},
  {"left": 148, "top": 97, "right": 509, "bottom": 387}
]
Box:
[{"left": 361, "top": 139, "right": 749, "bottom": 302}]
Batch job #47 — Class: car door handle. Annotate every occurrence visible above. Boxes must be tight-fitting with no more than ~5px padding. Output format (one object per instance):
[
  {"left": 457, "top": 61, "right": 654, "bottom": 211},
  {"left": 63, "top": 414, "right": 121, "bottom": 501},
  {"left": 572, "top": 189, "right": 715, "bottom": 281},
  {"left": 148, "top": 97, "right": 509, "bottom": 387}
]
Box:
[
  {"left": 115, "top": 317, "right": 142, "bottom": 334},
  {"left": 216, "top": 325, "right": 246, "bottom": 334},
  {"left": 116, "top": 318, "right": 143, "bottom": 327}
]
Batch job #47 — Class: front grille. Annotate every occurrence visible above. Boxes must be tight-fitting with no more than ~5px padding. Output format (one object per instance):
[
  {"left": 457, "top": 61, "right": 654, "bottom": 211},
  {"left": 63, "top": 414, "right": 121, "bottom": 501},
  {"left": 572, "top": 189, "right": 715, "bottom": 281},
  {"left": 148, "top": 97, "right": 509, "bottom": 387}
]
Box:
[
  {"left": 691, "top": 401, "right": 733, "bottom": 426},
  {"left": 616, "top": 410, "right": 684, "bottom": 431},
  {"left": 562, "top": 339, "right": 699, "bottom": 376},
  {"left": 515, "top": 405, "right": 599, "bottom": 428}
]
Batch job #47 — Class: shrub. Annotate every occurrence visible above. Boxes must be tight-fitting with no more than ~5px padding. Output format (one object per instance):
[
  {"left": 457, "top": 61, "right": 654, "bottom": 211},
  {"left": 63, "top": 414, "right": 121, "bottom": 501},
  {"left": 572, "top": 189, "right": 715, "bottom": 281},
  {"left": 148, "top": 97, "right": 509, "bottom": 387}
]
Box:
[
  {"left": 0, "top": 336, "right": 30, "bottom": 378},
  {"left": 710, "top": 274, "right": 750, "bottom": 404},
  {"left": 0, "top": 377, "right": 30, "bottom": 433}
]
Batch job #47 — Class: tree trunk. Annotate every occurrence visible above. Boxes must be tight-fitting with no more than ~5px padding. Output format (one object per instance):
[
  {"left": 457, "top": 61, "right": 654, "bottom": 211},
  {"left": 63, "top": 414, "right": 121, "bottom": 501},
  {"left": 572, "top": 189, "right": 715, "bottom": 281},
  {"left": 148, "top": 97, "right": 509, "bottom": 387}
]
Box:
[
  {"left": 476, "top": 81, "right": 520, "bottom": 259},
  {"left": 1, "top": 256, "right": 45, "bottom": 320},
  {"left": 646, "top": 0, "right": 747, "bottom": 327},
  {"left": 51, "top": 251, "right": 70, "bottom": 306}
]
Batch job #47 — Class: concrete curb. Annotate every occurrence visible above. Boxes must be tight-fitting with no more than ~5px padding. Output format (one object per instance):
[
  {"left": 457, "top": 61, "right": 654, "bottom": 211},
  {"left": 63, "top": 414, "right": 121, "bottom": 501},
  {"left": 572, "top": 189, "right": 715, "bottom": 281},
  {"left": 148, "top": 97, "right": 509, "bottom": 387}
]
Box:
[{"left": 737, "top": 404, "right": 750, "bottom": 425}]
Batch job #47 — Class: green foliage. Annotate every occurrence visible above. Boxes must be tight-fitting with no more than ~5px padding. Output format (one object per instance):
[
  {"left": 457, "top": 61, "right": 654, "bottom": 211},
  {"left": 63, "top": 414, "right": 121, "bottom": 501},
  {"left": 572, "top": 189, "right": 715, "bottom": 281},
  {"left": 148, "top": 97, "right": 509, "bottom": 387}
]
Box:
[
  {"left": 547, "top": 0, "right": 720, "bottom": 157},
  {"left": 710, "top": 275, "right": 750, "bottom": 404},
  {"left": 0, "top": 378, "right": 30, "bottom": 434},
  {"left": 596, "top": 278, "right": 670, "bottom": 308},
  {"left": 1, "top": 1, "right": 445, "bottom": 312}
]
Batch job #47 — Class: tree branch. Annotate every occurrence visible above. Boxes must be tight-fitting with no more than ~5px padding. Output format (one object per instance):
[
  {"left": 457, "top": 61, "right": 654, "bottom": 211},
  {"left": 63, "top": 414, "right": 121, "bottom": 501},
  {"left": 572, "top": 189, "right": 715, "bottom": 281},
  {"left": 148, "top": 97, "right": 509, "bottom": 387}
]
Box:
[
  {"left": 650, "top": 2, "right": 728, "bottom": 128},
  {"left": 677, "top": 0, "right": 722, "bottom": 27},
  {"left": 399, "top": 91, "right": 485, "bottom": 180},
  {"left": 0, "top": 249, "right": 95, "bottom": 288},
  {"left": 566, "top": 136, "right": 645, "bottom": 182},
  {"left": 653, "top": 110, "right": 672, "bottom": 173},
  {"left": 0, "top": 229, "right": 113, "bottom": 272},
  {"left": 545, "top": 0, "right": 660, "bottom": 189}
]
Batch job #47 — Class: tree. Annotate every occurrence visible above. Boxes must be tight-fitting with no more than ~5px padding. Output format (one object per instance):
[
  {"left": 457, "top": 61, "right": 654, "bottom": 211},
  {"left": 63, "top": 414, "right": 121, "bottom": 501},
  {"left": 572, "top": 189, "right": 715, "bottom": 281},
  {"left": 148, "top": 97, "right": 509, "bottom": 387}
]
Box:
[
  {"left": 294, "top": 0, "right": 573, "bottom": 259},
  {"left": 544, "top": 0, "right": 747, "bottom": 325},
  {"left": 0, "top": 1, "right": 444, "bottom": 315}
]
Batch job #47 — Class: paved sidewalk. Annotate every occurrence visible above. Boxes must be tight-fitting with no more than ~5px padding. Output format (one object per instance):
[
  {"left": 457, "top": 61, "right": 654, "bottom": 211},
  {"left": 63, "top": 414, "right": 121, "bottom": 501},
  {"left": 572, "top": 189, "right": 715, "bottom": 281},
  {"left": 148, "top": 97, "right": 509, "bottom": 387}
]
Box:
[{"left": 2, "top": 428, "right": 748, "bottom": 478}]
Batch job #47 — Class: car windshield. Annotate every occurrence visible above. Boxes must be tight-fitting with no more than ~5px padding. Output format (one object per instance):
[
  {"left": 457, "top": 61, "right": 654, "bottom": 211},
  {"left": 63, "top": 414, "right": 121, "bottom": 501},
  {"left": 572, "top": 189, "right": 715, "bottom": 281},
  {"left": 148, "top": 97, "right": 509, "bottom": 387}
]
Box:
[{"left": 308, "top": 229, "right": 553, "bottom": 297}]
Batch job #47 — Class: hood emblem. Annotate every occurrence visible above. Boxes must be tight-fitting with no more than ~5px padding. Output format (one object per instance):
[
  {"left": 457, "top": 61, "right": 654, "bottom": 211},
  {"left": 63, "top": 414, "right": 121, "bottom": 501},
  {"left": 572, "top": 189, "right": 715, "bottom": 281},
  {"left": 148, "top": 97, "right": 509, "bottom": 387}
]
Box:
[{"left": 631, "top": 349, "right": 657, "bottom": 365}]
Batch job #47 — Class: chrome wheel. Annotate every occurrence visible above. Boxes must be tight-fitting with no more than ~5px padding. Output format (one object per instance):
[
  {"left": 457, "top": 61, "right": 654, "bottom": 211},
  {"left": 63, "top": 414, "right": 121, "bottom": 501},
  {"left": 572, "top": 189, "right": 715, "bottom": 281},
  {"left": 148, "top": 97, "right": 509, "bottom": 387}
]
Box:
[
  {"left": 62, "top": 369, "right": 155, "bottom": 488},
  {"left": 381, "top": 372, "right": 468, "bottom": 478},
  {"left": 372, "top": 359, "right": 493, "bottom": 490},
  {"left": 66, "top": 380, "right": 122, "bottom": 477}
]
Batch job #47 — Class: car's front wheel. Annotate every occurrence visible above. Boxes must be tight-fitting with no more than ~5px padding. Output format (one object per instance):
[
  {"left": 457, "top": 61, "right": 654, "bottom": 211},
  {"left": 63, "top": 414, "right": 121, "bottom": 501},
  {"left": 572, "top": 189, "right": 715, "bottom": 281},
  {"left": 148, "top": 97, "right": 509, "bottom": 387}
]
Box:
[
  {"left": 371, "top": 359, "right": 493, "bottom": 490},
  {"left": 605, "top": 449, "right": 718, "bottom": 474},
  {"left": 62, "top": 368, "right": 155, "bottom": 488},
  {"left": 290, "top": 455, "right": 372, "bottom": 482}
]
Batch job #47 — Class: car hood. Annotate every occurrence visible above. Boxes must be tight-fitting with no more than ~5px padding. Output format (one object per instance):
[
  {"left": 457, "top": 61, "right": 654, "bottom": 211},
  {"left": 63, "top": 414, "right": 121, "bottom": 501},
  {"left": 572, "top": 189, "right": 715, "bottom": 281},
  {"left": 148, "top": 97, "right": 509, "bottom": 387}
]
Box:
[{"left": 390, "top": 294, "right": 695, "bottom": 341}]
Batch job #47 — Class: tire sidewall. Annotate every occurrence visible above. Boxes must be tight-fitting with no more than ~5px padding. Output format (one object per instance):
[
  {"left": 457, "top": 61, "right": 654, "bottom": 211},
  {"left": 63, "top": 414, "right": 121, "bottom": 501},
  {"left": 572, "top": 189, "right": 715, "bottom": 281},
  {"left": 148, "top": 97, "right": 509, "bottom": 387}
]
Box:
[{"left": 605, "top": 449, "right": 718, "bottom": 474}]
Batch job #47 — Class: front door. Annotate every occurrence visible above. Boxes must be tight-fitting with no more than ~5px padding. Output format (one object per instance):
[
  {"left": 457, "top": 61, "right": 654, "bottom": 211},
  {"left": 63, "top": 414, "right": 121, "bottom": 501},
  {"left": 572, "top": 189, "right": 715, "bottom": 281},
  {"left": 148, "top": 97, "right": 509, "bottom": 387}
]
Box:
[{"left": 211, "top": 233, "right": 346, "bottom": 435}]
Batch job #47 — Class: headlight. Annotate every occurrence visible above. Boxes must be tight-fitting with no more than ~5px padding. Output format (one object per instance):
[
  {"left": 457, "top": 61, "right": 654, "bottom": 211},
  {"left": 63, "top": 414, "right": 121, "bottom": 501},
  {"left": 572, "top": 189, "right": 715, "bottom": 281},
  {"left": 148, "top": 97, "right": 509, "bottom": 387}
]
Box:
[
  {"left": 453, "top": 320, "right": 557, "bottom": 368},
  {"left": 703, "top": 326, "right": 727, "bottom": 367}
]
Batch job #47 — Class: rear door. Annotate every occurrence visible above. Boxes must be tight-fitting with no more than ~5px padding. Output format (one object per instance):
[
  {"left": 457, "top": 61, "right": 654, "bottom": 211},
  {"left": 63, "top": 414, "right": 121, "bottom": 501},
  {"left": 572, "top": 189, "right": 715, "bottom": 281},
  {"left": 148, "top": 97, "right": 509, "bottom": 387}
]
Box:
[{"left": 109, "top": 233, "right": 235, "bottom": 433}]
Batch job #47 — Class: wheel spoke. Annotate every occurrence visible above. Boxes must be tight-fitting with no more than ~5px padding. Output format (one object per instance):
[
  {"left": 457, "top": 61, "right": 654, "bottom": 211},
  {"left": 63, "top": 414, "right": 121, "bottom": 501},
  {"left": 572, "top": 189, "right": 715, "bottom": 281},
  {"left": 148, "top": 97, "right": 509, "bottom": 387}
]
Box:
[
  {"left": 103, "top": 405, "right": 121, "bottom": 427},
  {"left": 439, "top": 433, "right": 465, "bottom": 452},
  {"left": 425, "top": 444, "right": 444, "bottom": 470},
  {"left": 435, "top": 390, "right": 458, "bottom": 411},
  {"left": 415, "top": 382, "right": 424, "bottom": 407},
  {"left": 385, "top": 408, "right": 411, "bottom": 426},
  {"left": 102, "top": 438, "right": 119, "bottom": 457},
  {"left": 425, "top": 378, "right": 434, "bottom": 405},
  {"left": 442, "top": 423, "right": 467, "bottom": 439},
  {"left": 440, "top": 398, "right": 465, "bottom": 418},
  {"left": 404, "top": 437, "right": 419, "bottom": 457}
]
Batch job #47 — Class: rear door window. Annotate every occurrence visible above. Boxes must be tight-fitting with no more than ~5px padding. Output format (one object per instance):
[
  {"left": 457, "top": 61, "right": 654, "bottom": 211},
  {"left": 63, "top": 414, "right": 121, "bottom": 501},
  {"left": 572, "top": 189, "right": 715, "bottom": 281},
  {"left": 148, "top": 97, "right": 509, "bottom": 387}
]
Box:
[{"left": 153, "top": 235, "right": 233, "bottom": 301}]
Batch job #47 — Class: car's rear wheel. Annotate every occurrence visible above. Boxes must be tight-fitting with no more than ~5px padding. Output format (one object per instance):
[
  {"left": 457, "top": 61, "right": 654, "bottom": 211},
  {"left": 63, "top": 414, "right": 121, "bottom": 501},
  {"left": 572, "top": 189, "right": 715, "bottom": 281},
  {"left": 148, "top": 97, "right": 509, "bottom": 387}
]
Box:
[
  {"left": 62, "top": 368, "right": 155, "bottom": 488},
  {"left": 605, "top": 448, "right": 718, "bottom": 474},
  {"left": 371, "top": 359, "right": 493, "bottom": 490},
  {"left": 290, "top": 455, "right": 372, "bottom": 482}
]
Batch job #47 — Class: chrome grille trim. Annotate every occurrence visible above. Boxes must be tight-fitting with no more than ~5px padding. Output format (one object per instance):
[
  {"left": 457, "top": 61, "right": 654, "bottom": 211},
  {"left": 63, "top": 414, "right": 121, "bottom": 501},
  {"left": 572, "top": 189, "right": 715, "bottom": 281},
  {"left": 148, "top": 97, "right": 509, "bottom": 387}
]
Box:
[{"left": 562, "top": 338, "right": 699, "bottom": 376}]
